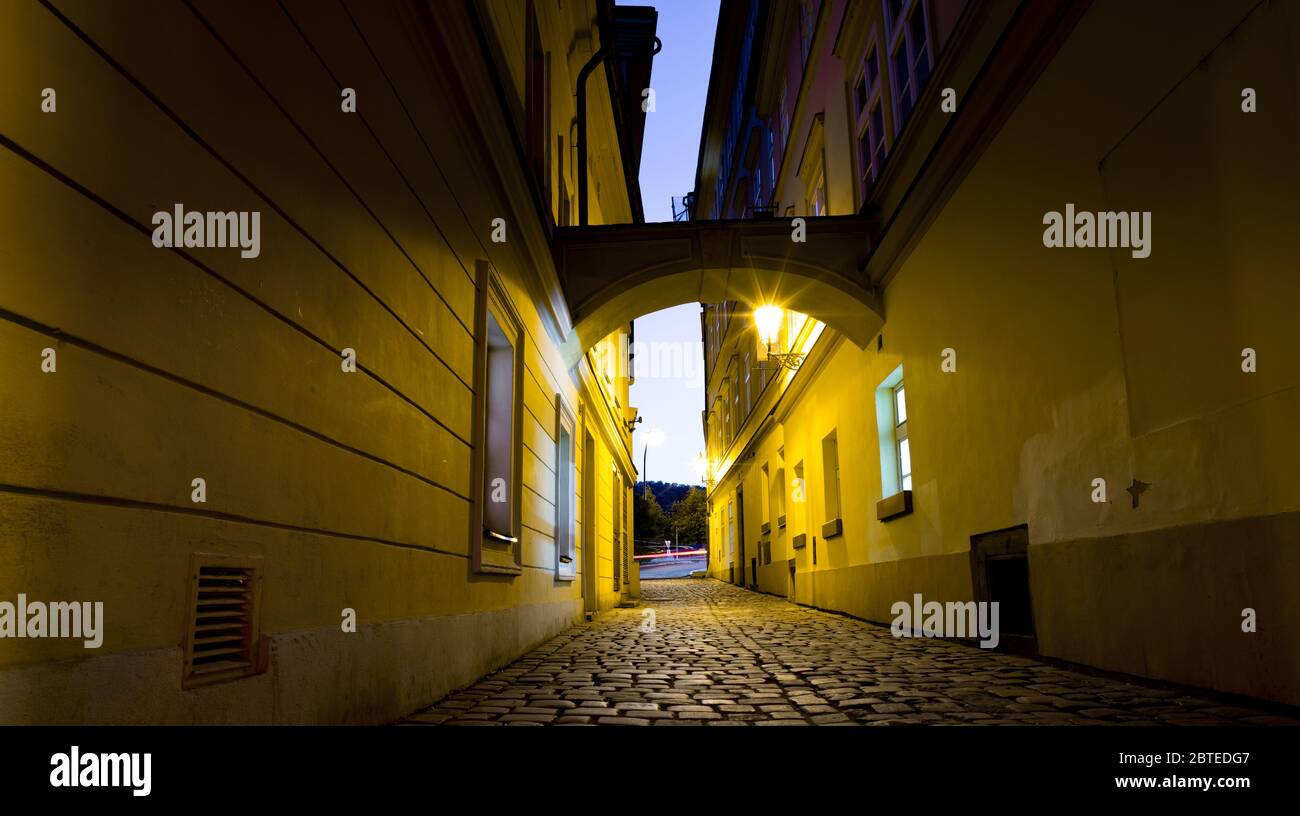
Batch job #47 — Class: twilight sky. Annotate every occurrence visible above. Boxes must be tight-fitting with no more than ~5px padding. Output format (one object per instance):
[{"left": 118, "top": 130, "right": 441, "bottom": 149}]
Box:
[{"left": 627, "top": 0, "right": 719, "bottom": 486}]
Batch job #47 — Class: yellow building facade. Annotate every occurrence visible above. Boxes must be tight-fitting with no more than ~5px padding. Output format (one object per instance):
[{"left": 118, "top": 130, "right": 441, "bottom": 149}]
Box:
[
  {"left": 0, "top": 0, "right": 650, "bottom": 723},
  {"left": 701, "top": 0, "right": 1300, "bottom": 707}
]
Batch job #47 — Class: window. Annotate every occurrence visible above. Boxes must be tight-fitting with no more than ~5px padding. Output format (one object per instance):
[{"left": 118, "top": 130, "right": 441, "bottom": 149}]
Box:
[
  {"left": 743, "top": 351, "right": 752, "bottom": 416},
  {"left": 760, "top": 463, "right": 771, "bottom": 531},
  {"left": 888, "top": 0, "right": 932, "bottom": 136},
  {"left": 722, "top": 389, "right": 732, "bottom": 449},
  {"left": 554, "top": 396, "right": 577, "bottom": 580},
  {"left": 799, "top": 1, "right": 819, "bottom": 67},
  {"left": 484, "top": 313, "right": 517, "bottom": 536},
  {"left": 874, "top": 364, "right": 911, "bottom": 501},
  {"left": 727, "top": 500, "right": 736, "bottom": 559},
  {"left": 854, "top": 38, "right": 887, "bottom": 201},
  {"left": 793, "top": 460, "right": 805, "bottom": 531},
  {"left": 809, "top": 168, "right": 827, "bottom": 216},
  {"left": 822, "top": 430, "right": 841, "bottom": 522},
  {"left": 777, "top": 77, "right": 790, "bottom": 164},
  {"left": 787, "top": 309, "right": 808, "bottom": 347},
  {"left": 894, "top": 382, "right": 911, "bottom": 490},
  {"left": 886, "top": 0, "right": 905, "bottom": 26},
  {"left": 729, "top": 357, "right": 741, "bottom": 440},
  {"left": 796, "top": 115, "right": 827, "bottom": 216},
  {"left": 774, "top": 466, "right": 786, "bottom": 526},
  {"left": 473, "top": 262, "right": 524, "bottom": 574},
  {"left": 767, "top": 124, "right": 777, "bottom": 194}
]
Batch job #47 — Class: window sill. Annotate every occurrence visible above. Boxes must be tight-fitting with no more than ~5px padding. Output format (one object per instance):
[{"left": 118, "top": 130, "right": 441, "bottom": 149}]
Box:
[
  {"left": 821, "top": 518, "right": 843, "bottom": 539},
  {"left": 777, "top": 515, "right": 787, "bottom": 529},
  {"left": 876, "top": 490, "right": 913, "bottom": 522},
  {"left": 791, "top": 533, "right": 807, "bottom": 549},
  {"left": 761, "top": 521, "right": 771, "bottom": 535},
  {"left": 477, "top": 561, "right": 522, "bottom": 576}
]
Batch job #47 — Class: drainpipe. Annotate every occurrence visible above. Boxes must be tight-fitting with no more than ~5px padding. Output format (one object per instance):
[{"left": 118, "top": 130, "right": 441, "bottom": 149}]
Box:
[{"left": 576, "top": 38, "right": 609, "bottom": 227}]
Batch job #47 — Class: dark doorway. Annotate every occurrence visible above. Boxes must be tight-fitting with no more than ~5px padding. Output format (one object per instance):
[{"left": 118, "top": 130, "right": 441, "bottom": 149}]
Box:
[{"left": 970, "top": 524, "right": 1037, "bottom": 655}]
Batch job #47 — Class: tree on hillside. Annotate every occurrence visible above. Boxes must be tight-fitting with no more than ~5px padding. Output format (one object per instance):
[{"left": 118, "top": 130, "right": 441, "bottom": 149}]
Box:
[
  {"left": 668, "top": 487, "right": 707, "bottom": 547},
  {"left": 633, "top": 491, "right": 669, "bottom": 551}
]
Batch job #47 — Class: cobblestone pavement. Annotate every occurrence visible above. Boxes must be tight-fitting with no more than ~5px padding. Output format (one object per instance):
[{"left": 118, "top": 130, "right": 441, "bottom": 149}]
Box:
[{"left": 401, "top": 579, "right": 1297, "bottom": 726}]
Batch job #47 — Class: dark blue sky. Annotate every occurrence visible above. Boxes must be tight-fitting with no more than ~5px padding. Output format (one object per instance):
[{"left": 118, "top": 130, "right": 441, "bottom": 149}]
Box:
[{"left": 628, "top": 0, "right": 719, "bottom": 485}]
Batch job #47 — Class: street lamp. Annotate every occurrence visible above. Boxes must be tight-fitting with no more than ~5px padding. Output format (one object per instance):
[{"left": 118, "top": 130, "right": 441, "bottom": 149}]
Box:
[
  {"left": 691, "top": 452, "right": 709, "bottom": 484},
  {"left": 752, "top": 304, "right": 805, "bottom": 371},
  {"left": 642, "top": 428, "right": 664, "bottom": 497}
]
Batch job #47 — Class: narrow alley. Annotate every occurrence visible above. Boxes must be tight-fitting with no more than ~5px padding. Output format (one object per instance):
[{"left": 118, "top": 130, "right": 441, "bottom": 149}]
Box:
[{"left": 402, "top": 581, "right": 1295, "bottom": 727}]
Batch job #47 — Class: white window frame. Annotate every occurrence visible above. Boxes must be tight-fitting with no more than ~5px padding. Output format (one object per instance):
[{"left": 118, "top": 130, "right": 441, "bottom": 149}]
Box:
[
  {"left": 893, "top": 382, "right": 911, "bottom": 491},
  {"left": 886, "top": 0, "right": 934, "bottom": 137},
  {"left": 875, "top": 364, "right": 911, "bottom": 498},
  {"left": 852, "top": 28, "right": 887, "bottom": 203},
  {"left": 727, "top": 500, "right": 736, "bottom": 558}
]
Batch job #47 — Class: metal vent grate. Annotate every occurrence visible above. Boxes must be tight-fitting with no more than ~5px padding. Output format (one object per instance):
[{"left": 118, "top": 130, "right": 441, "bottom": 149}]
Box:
[{"left": 184, "top": 555, "right": 262, "bottom": 688}]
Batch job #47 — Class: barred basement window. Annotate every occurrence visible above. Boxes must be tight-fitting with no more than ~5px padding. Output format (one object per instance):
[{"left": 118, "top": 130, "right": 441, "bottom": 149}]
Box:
[{"left": 183, "top": 554, "right": 262, "bottom": 688}]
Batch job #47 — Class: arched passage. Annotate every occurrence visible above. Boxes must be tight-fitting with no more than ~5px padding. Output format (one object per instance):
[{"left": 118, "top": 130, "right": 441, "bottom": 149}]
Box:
[{"left": 554, "top": 216, "right": 883, "bottom": 365}]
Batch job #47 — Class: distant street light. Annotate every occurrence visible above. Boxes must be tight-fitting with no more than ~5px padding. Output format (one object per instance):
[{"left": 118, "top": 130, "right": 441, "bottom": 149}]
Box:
[
  {"left": 692, "top": 452, "right": 710, "bottom": 485},
  {"left": 642, "top": 428, "right": 665, "bottom": 497}
]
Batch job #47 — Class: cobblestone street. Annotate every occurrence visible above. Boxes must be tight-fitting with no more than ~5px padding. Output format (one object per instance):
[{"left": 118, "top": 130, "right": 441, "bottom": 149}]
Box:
[{"left": 402, "top": 580, "right": 1295, "bottom": 726}]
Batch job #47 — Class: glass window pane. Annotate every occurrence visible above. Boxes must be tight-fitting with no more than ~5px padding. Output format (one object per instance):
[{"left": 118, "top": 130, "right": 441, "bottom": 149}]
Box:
[
  {"left": 899, "top": 437, "right": 912, "bottom": 478},
  {"left": 902, "top": 472, "right": 913, "bottom": 492},
  {"left": 913, "top": 41, "right": 931, "bottom": 92},
  {"left": 895, "top": 385, "right": 907, "bottom": 424},
  {"left": 888, "top": 0, "right": 905, "bottom": 28}
]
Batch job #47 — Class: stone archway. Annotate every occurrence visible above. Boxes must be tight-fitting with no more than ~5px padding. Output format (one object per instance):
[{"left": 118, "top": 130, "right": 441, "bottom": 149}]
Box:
[{"left": 553, "top": 216, "right": 883, "bottom": 364}]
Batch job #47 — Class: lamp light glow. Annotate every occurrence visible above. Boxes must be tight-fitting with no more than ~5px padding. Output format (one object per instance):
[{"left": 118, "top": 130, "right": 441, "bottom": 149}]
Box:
[
  {"left": 753, "top": 304, "right": 784, "bottom": 349},
  {"left": 750, "top": 303, "right": 806, "bottom": 371}
]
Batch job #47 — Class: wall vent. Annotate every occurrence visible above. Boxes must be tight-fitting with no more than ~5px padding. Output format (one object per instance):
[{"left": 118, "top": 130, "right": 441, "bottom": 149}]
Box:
[{"left": 183, "top": 554, "right": 263, "bottom": 688}]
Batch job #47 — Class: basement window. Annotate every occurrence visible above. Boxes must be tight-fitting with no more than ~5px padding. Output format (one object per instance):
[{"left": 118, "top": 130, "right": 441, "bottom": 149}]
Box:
[{"left": 183, "top": 554, "right": 262, "bottom": 689}]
